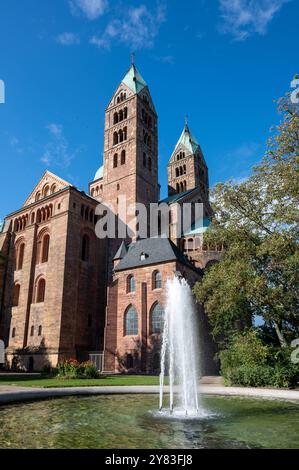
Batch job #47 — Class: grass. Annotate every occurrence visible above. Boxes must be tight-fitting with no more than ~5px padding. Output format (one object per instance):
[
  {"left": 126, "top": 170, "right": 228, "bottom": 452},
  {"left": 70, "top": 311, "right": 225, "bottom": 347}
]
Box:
[{"left": 0, "top": 374, "right": 165, "bottom": 388}]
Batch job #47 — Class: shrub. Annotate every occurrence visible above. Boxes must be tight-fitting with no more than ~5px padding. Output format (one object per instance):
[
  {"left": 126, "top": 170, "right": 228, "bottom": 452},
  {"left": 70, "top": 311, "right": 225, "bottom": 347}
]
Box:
[
  {"left": 56, "top": 359, "right": 100, "bottom": 379},
  {"left": 220, "top": 329, "right": 299, "bottom": 388},
  {"left": 82, "top": 361, "right": 100, "bottom": 378}
]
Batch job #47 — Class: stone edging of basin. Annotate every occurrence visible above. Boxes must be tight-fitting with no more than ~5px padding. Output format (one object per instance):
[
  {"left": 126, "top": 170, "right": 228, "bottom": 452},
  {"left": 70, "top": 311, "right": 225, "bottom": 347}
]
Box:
[{"left": 1, "top": 384, "right": 299, "bottom": 405}]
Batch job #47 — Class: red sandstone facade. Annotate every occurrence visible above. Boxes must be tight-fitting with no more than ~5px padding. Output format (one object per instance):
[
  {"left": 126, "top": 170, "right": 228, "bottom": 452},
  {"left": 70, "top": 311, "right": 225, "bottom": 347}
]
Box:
[{"left": 0, "top": 64, "right": 219, "bottom": 373}]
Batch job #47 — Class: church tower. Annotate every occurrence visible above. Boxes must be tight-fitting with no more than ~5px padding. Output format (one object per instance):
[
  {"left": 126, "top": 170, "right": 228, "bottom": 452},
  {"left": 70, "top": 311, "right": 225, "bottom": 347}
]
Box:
[
  {"left": 167, "top": 123, "right": 209, "bottom": 205},
  {"left": 101, "top": 64, "right": 159, "bottom": 228}
]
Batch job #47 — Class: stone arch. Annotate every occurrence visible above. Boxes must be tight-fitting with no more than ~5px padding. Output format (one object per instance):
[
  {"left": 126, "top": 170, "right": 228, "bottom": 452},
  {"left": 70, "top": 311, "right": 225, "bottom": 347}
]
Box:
[
  {"left": 150, "top": 302, "right": 164, "bottom": 335},
  {"left": 152, "top": 270, "right": 162, "bottom": 290},
  {"left": 124, "top": 304, "right": 138, "bottom": 336},
  {"left": 35, "top": 276, "right": 46, "bottom": 303},
  {"left": 43, "top": 185, "right": 50, "bottom": 198},
  {"left": 127, "top": 274, "right": 136, "bottom": 293},
  {"left": 12, "top": 282, "right": 20, "bottom": 307}
]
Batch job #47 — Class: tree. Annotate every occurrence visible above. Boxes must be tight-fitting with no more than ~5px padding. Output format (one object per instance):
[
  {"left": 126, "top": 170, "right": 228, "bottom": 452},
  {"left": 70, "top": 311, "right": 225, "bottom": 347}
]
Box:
[{"left": 194, "top": 87, "right": 299, "bottom": 348}]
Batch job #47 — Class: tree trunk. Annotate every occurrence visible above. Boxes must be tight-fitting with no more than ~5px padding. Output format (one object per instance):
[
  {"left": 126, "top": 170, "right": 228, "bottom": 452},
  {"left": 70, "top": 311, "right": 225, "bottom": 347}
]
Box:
[{"left": 273, "top": 321, "right": 288, "bottom": 348}]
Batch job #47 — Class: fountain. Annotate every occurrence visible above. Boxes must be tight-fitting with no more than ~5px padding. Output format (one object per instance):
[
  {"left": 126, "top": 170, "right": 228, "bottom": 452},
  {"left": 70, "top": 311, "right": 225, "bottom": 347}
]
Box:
[{"left": 159, "top": 275, "right": 201, "bottom": 417}]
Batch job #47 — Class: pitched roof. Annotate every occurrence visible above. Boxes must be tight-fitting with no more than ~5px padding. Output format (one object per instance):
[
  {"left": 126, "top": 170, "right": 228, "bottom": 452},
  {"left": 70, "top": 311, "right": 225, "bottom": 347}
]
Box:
[
  {"left": 122, "top": 64, "right": 147, "bottom": 95},
  {"left": 159, "top": 188, "right": 196, "bottom": 205},
  {"left": 113, "top": 241, "right": 127, "bottom": 260},
  {"left": 22, "top": 170, "right": 72, "bottom": 207},
  {"left": 183, "top": 217, "right": 211, "bottom": 236},
  {"left": 114, "top": 237, "right": 200, "bottom": 273},
  {"left": 174, "top": 124, "right": 200, "bottom": 155}
]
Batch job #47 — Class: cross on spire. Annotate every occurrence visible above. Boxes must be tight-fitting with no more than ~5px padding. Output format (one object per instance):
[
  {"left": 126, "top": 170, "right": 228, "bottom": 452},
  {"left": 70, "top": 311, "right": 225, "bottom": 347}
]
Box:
[{"left": 184, "top": 114, "right": 189, "bottom": 130}]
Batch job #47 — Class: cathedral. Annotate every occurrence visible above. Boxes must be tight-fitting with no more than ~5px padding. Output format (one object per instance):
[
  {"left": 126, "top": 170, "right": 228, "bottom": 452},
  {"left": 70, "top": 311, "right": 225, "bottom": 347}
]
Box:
[{"left": 0, "top": 64, "right": 220, "bottom": 374}]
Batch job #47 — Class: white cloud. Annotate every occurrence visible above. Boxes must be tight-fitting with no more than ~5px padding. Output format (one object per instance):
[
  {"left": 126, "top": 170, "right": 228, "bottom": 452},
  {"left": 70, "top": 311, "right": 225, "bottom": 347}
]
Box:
[
  {"left": 47, "top": 123, "right": 63, "bottom": 136},
  {"left": 69, "top": 0, "right": 108, "bottom": 20},
  {"left": 41, "top": 124, "right": 79, "bottom": 169},
  {"left": 219, "top": 0, "right": 291, "bottom": 40},
  {"left": 91, "top": 4, "right": 166, "bottom": 50},
  {"left": 56, "top": 32, "right": 80, "bottom": 46}
]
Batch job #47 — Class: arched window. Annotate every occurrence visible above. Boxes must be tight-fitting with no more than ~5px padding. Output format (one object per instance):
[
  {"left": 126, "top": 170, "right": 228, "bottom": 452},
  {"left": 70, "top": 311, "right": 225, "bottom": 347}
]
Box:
[
  {"left": 51, "top": 184, "right": 57, "bottom": 194},
  {"left": 81, "top": 234, "right": 90, "bottom": 261},
  {"left": 91, "top": 188, "right": 94, "bottom": 197},
  {"left": 123, "top": 127, "right": 127, "bottom": 140},
  {"left": 41, "top": 234, "right": 50, "bottom": 263},
  {"left": 113, "top": 153, "right": 118, "bottom": 168},
  {"left": 126, "top": 353, "right": 133, "bottom": 369},
  {"left": 113, "top": 132, "right": 118, "bottom": 145},
  {"left": 31, "top": 213, "right": 35, "bottom": 224},
  {"left": 12, "top": 327, "right": 16, "bottom": 338},
  {"left": 183, "top": 165, "right": 186, "bottom": 174},
  {"left": 180, "top": 166, "right": 183, "bottom": 176},
  {"left": 124, "top": 305, "right": 138, "bottom": 335},
  {"left": 119, "top": 109, "right": 123, "bottom": 121},
  {"left": 176, "top": 183, "right": 180, "bottom": 193},
  {"left": 35, "top": 192, "right": 41, "bottom": 202},
  {"left": 17, "top": 243, "right": 25, "bottom": 270},
  {"left": 36, "top": 278, "right": 46, "bottom": 303},
  {"left": 175, "top": 167, "right": 179, "bottom": 177},
  {"left": 184, "top": 180, "right": 187, "bottom": 191},
  {"left": 148, "top": 157, "right": 152, "bottom": 172},
  {"left": 151, "top": 303, "right": 165, "bottom": 334},
  {"left": 118, "top": 129, "right": 123, "bottom": 143},
  {"left": 180, "top": 182, "right": 184, "bottom": 192},
  {"left": 113, "top": 112, "right": 118, "bottom": 124},
  {"left": 38, "top": 325, "right": 42, "bottom": 336},
  {"left": 153, "top": 271, "right": 162, "bottom": 289},
  {"left": 43, "top": 185, "right": 50, "bottom": 197},
  {"left": 12, "top": 283, "right": 20, "bottom": 307},
  {"left": 121, "top": 150, "right": 126, "bottom": 165},
  {"left": 30, "top": 325, "right": 34, "bottom": 337},
  {"left": 127, "top": 275, "right": 135, "bottom": 293},
  {"left": 124, "top": 107, "right": 128, "bottom": 119}
]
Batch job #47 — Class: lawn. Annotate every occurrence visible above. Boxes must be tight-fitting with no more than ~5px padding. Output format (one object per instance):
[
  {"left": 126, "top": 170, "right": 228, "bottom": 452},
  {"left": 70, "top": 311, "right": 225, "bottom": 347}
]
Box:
[{"left": 0, "top": 374, "right": 164, "bottom": 388}]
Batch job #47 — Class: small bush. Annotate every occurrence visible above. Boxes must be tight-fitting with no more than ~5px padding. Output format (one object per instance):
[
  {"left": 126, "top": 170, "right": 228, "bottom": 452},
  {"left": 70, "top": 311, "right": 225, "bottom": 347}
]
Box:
[
  {"left": 83, "top": 361, "right": 100, "bottom": 378},
  {"left": 56, "top": 359, "right": 100, "bottom": 379},
  {"left": 220, "top": 329, "right": 299, "bottom": 388}
]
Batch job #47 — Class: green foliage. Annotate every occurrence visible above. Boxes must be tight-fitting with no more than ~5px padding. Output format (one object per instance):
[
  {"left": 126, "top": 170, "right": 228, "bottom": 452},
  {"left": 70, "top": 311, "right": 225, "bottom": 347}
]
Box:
[
  {"left": 220, "top": 330, "right": 299, "bottom": 388},
  {"left": 193, "top": 92, "right": 299, "bottom": 347},
  {"left": 56, "top": 359, "right": 100, "bottom": 379}
]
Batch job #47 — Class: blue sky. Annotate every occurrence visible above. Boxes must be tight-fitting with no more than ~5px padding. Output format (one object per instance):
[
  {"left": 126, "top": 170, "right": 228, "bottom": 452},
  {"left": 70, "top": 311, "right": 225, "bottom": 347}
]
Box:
[{"left": 0, "top": 0, "right": 298, "bottom": 218}]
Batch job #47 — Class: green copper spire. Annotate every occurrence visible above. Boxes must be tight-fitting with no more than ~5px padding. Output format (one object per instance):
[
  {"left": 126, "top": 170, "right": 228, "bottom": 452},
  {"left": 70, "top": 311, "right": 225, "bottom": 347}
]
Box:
[
  {"left": 122, "top": 64, "right": 147, "bottom": 94},
  {"left": 175, "top": 122, "right": 200, "bottom": 154}
]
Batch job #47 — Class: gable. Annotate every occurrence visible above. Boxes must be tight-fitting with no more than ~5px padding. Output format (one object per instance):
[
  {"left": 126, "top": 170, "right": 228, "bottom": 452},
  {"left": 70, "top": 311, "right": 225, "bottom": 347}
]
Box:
[
  {"left": 106, "top": 82, "right": 135, "bottom": 109},
  {"left": 23, "top": 171, "right": 72, "bottom": 207}
]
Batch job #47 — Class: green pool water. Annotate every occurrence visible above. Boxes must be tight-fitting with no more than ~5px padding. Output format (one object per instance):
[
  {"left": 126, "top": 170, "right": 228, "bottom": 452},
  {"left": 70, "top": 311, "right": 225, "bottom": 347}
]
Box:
[{"left": 0, "top": 394, "right": 298, "bottom": 449}]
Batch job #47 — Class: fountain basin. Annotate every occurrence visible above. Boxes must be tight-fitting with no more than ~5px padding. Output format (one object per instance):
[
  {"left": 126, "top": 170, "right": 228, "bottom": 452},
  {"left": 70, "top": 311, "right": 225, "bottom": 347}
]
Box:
[{"left": 0, "top": 394, "right": 299, "bottom": 449}]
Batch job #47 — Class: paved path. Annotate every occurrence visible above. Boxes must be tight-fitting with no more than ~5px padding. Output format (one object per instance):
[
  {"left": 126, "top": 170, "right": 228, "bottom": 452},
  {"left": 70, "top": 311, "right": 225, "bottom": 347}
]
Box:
[{"left": 1, "top": 384, "right": 299, "bottom": 405}]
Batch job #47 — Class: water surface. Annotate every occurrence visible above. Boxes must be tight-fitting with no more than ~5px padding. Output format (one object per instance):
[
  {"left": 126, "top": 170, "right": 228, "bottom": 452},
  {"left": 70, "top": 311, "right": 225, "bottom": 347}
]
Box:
[{"left": 0, "top": 394, "right": 298, "bottom": 449}]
